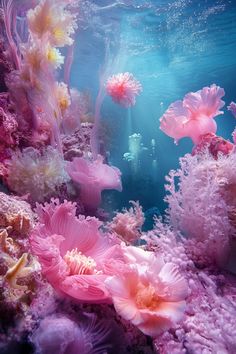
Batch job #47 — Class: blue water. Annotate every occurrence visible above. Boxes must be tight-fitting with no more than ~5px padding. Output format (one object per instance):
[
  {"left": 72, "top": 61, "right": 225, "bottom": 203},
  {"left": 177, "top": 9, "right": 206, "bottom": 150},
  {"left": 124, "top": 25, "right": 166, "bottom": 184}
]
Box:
[{"left": 70, "top": 0, "right": 236, "bottom": 216}]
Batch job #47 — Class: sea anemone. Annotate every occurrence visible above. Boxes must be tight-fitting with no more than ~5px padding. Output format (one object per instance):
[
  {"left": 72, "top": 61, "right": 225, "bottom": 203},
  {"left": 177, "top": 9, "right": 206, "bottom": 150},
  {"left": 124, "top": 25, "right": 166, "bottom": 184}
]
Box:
[
  {"left": 105, "top": 246, "right": 188, "bottom": 337},
  {"left": 31, "top": 313, "right": 119, "bottom": 354},
  {"left": 6, "top": 147, "right": 69, "bottom": 203},
  {"left": 67, "top": 155, "right": 122, "bottom": 210},
  {"left": 160, "top": 84, "right": 225, "bottom": 144},
  {"left": 106, "top": 72, "right": 142, "bottom": 108},
  {"left": 30, "top": 199, "right": 125, "bottom": 303}
]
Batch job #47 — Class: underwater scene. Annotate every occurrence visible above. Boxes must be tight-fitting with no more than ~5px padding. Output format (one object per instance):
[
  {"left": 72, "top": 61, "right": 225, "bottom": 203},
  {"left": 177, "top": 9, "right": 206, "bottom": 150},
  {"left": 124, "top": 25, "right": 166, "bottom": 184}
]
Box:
[{"left": 1, "top": 0, "right": 236, "bottom": 353}]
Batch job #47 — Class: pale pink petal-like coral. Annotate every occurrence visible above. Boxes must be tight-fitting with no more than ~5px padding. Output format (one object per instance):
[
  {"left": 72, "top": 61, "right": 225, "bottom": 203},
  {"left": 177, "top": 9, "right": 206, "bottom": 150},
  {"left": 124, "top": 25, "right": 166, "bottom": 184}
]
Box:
[
  {"left": 106, "top": 72, "right": 142, "bottom": 108},
  {"left": 30, "top": 200, "right": 124, "bottom": 303},
  {"left": 67, "top": 155, "right": 122, "bottom": 209},
  {"left": 160, "top": 84, "right": 225, "bottom": 144},
  {"left": 105, "top": 246, "right": 188, "bottom": 337}
]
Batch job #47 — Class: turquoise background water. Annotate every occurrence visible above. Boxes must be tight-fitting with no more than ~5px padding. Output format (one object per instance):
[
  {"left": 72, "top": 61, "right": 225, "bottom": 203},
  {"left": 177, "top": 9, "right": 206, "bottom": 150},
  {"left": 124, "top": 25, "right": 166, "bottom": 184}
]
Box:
[{"left": 70, "top": 0, "right": 236, "bottom": 217}]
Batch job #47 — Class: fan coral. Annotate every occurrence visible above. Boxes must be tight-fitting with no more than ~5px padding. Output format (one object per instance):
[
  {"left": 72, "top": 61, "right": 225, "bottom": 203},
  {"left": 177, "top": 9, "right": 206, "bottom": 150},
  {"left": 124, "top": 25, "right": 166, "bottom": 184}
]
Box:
[
  {"left": 192, "top": 132, "right": 234, "bottom": 158},
  {"left": 106, "top": 72, "right": 142, "bottom": 108},
  {"left": 30, "top": 199, "right": 125, "bottom": 303},
  {"left": 228, "top": 101, "right": 236, "bottom": 118},
  {"left": 67, "top": 155, "right": 122, "bottom": 210},
  {"left": 109, "top": 201, "right": 145, "bottom": 243},
  {"left": 160, "top": 84, "right": 225, "bottom": 144},
  {"left": 105, "top": 246, "right": 188, "bottom": 338},
  {"left": 165, "top": 150, "right": 236, "bottom": 266},
  {"left": 6, "top": 147, "right": 69, "bottom": 203},
  {"left": 27, "top": 0, "right": 77, "bottom": 47}
]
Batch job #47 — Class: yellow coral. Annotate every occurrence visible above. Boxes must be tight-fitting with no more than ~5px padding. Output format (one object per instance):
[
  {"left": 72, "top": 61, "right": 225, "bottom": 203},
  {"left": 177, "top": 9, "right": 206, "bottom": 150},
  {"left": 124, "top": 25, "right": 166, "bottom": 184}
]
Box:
[{"left": 27, "top": 0, "right": 77, "bottom": 47}]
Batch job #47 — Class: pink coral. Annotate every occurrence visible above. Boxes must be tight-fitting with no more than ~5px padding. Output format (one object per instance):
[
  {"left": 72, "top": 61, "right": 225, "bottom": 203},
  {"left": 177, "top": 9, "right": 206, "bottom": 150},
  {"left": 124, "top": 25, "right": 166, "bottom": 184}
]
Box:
[
  {"left": 165, "top": 150, "right": 236, "bottom": 266},
  {"left": 109, "top": 201, "right": 145, "bottom": 243},
  {"left": 192, "top": 132, "right": 234, "bottom": 158},
  {"left": 30, "top": 200, "right": 124, "bottom": 303},
  {"left": 105, "top": 246, "right": 188, "bottom": 338},
  {"left": 67, "top": 155, "right": 122, "bottom": 210},
  {"left": 106, "top": 72, "right": 142, "bottom": 108},
  {"left": 160, "top": 84, "right": 225, "bottom": 144},
  {"left": 228, "top": 101, "right": 236, "bottom": 119}
]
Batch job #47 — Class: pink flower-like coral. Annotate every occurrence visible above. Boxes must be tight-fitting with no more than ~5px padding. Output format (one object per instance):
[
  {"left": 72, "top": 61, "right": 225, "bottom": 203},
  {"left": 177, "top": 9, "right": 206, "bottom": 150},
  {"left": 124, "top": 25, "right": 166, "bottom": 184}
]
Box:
[
  {"left": 105, "top": 246, "right": 188, "bottom": 338},
  {"left": 160, "top": 84, "right": 225, "bottom": 144},
  {"left": 67, "top": 155, "right": 122, "bottom": 209},
  {"left": 30, "top": 200, "right": 124, "bottom": 303},
  {"left": 106, "top": 72, "right": 142, "bottom": 108}
]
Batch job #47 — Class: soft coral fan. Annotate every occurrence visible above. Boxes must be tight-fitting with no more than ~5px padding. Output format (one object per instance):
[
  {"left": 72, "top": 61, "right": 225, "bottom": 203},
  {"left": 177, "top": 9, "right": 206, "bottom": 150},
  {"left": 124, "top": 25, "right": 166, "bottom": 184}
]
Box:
[
  {"left": 165, "top": 150, "right": 236, "bottom": 267},
  {"left": 160, "top": 84, "right": 225, "bottom": 144},
  {"left": 30, "top": 199, "right": 125, "bottom": 303},
  {"left": 6, "top": 146, "right": 69, "bottom": 203},
  {"left": 109, "top": 201, "right": 145, "bottom": 244}
]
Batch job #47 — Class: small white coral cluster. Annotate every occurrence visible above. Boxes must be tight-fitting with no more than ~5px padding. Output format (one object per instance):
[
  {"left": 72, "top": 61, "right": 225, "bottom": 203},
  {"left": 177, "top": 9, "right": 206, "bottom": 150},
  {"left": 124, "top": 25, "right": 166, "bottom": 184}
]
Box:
[
  {"left": 6, "top": 147, "right": 69, "bottom": 202},
  {"left": 165, "top": 150, "right": 236, "bottom": 267}
]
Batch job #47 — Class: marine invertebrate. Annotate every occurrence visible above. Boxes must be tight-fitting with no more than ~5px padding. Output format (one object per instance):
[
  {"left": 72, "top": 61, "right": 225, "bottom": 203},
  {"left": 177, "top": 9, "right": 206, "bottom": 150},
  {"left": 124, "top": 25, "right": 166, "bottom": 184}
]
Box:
[
  {"left": 106, "top": 72, "right": 142, "bottom": 108},
  {"left": 31, "top": 312, "right": 124, "bottom": 354},
  {"left": 27, "top": 0, "right": 77, "bottom": 47},
  {"left": 228, "top": 101, "right": 236, "bottom": 118},
  {"left": 0, "top": 192, "right": 34, "bottom": 233},
  {"left": 109, "top": 201, "right": 145, "bottom": 243},
  {"left": 6, "top": 147, "right": 69, "bottom": 203},
  {"left": 106, "top": 246, "right": 188, "bottom": 337},
  {"left": 165, "top": 150, "right": 236, "bottom": 266},
  {"left": 30, "top": 199, "right": 125, "bottom": 303},
  {"left": 67, "top": 155, "right": 122, "bottom": 209},
  {"left": 192, "top": 132, "right": 234, "bottom": 158},
  {"left": 62, "top": 123, "right": 93, "bottom": 160},
  {"left": 160, "top": 84, "right": 225, "bottom": 144}
]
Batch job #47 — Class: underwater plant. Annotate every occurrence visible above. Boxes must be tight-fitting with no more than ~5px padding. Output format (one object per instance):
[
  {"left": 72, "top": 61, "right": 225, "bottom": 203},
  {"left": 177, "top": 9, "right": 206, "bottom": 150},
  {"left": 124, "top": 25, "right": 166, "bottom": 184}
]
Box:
[
  {"left": 67, "top": 155, "right": 122, "bottom": 210},
  {"left": 160, "top": 84, "right": 225, "bottom": 144},
  {"left": 106, "top": 72, "right": 142, "bottom": 108},
  {"left": 30, "top": 200, "right": 125, "bottom": 303}
]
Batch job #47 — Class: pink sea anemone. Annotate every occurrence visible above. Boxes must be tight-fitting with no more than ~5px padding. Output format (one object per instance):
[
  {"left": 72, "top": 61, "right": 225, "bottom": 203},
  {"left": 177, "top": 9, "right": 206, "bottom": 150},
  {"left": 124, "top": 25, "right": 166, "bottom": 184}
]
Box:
[
  {"left": 160, "top": 84, "right": 225, "bottom": 144},
  {"left": 66, "top": 155, "right": 122, "bottom": 210},
  {"left": 30, "top": 200, "right": 124, "bottom": 303},
  {"left": 106, "top": 72, "right": 142, "bottom": 108},
  {"left": 105, "top": 246, "right": 188, "bottom": 338}
]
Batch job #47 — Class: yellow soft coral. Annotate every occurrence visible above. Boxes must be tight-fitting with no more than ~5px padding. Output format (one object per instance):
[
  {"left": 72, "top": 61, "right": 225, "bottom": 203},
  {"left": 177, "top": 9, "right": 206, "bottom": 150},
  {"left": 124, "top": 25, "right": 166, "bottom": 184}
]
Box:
[{"left": 27, "top": 0, "right": 77, "bottom": 47}]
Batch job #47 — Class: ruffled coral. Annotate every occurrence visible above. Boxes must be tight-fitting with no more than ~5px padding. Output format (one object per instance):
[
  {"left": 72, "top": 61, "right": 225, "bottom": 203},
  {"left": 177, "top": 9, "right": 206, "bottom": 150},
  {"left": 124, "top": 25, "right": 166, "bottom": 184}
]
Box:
[
  {"left": 30, "top": 199, "right": 125, "bottom": 303},
  {"left": 106, "top": 72, "right": 142, "bottom": 108},
  {"left": 160, "top": 84, "right": 225, "bottom": 144},
  {"left": 106, "top": 246, "right": 188, "bottom": 338},
  {"left": 67, "top": 155, "right": 122, "bottom": 210},
  {"left": 6, "top": 147, "right": 69, "bottom": 203}
]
